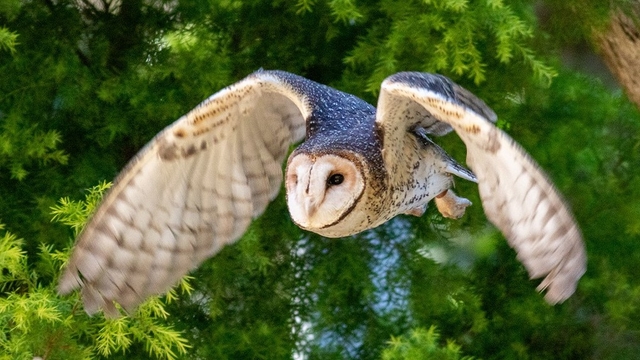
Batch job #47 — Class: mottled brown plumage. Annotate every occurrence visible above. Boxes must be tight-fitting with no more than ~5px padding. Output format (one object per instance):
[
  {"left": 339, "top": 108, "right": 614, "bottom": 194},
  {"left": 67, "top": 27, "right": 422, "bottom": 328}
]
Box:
[{"left": 59, "top": 70, "right": 586, "bottom": 316}]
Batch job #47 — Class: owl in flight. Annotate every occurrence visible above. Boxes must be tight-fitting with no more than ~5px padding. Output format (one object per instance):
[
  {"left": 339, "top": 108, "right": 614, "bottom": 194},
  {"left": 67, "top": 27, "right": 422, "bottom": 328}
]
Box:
[{"left": 59, "top": 70, "right": 586, "bottom": 316}]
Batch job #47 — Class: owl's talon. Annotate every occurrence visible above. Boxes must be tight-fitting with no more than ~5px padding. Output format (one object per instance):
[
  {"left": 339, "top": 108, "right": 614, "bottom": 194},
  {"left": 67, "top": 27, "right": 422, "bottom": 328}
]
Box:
[{"left": 435, "top": 189, "right": 471, "bottom": 219}]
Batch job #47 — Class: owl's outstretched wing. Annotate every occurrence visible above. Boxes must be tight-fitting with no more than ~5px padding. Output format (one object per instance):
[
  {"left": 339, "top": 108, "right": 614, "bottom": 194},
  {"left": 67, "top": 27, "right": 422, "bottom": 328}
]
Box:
[
  {"left": 377, "top": 72, "right": 586, "bottom": 304},
  {"left": 59, "top": 70, "right": 313, "bottom": 316}
]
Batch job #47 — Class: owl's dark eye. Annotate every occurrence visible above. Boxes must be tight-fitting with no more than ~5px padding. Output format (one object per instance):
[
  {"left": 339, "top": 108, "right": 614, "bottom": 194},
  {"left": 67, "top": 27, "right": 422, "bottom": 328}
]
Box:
[{"left": 327, "top": 173, "right": 344, "bottom": 186}]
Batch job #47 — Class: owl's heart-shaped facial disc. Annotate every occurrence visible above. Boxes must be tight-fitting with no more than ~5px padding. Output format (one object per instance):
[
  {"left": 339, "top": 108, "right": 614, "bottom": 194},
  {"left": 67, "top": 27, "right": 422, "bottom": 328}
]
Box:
[{"left": 285, "top": 153, "right": 365, "bottom": 234}]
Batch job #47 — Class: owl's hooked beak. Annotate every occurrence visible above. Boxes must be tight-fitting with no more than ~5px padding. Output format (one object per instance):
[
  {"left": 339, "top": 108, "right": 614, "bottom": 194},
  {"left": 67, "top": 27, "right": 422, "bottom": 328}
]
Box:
[
  {"left": 303, "top": 197, "right": 319, "bottom": 218},
  {"left": 286, "top": 158, "right": 324, "bottom": 225},
  {"left": 300, "top": 170, "right": 326, "bottom": 219}
]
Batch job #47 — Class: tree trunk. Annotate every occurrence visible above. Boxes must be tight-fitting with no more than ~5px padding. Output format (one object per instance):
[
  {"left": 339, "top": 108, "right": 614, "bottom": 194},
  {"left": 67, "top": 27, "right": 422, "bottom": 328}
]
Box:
[{"left": 597, "top": 7, "right": 640, "bottom": 108}]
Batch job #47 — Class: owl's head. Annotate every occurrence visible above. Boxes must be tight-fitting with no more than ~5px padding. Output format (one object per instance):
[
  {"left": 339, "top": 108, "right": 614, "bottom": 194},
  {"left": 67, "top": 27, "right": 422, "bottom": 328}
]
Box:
[{"left": 285, "top": 152, "right": 366, "bottom": 236}]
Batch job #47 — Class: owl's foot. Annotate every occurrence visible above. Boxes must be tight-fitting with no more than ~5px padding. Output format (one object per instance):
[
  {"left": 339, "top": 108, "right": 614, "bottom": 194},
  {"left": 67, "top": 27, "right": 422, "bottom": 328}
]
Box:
[{"left": 435, "top": 189, "right": 471, "bottom": 219}]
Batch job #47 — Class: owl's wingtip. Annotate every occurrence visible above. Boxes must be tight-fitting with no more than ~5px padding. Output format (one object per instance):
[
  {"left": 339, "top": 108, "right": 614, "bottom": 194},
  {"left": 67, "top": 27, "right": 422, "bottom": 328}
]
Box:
[
  {"left": 58, "top": 268, "right": 82, "bottom": 295},
  {"left": 537, "top": 278, "right": 579, "bottom": 305},
  {"left": 535, "top": 246, "right": 587, "bottom": 305},
  {"left": 80, "top": 284, "right": 125, "bottom": 318}
]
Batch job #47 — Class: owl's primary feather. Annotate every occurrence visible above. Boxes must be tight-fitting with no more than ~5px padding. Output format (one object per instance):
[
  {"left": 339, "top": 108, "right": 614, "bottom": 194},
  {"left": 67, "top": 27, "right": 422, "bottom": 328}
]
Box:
[{"left": 59, "top": 70, "right": 586, "bottom": 316}]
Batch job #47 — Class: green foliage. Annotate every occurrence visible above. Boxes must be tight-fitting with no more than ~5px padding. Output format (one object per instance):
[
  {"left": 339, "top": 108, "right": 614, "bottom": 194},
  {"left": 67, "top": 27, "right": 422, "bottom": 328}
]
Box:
[
  {"left": 540, "top": 0, "right": 616, "bottom": 45},
  {"left": 0, "top": 0, "right": 21, "bottom": 19},
  {"left": 1, "top": 0, "right": 640, "bottom": 358},
  {"left": 382, "top": 326, "right": 473, "bottom": 360},
  {"left": 0, "top": 0, "right": 21, "bottom": 54},
  {"left": 340, "top": 0, "right": 556, "bottom": 94},
  {"left": 0, "top": 27, "right": 18, "bottom": 54},
  {"left": 0, "top": 120, "right": 68, "bottom": 180},
  {"left": 327, "top": 0, "right": 364, "bottom": 23},
  {"left": 0, "top": 185, "right": 190, "bottom": 359},
  {"left": 51, "top": 181, "right": 112, "bottom": 235}
]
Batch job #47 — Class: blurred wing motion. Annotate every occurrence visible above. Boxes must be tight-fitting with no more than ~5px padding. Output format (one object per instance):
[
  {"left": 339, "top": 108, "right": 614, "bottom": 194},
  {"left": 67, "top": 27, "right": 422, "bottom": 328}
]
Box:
[
  {"left": 379, "top": 72, "right": 586, "bottom": 303},
  {"left": 58, "top": 70, "right": 310, "bottom": 316}
]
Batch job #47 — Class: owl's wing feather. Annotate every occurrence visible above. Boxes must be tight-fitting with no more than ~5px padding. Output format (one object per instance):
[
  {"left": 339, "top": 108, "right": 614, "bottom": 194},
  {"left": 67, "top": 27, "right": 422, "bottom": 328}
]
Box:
[
  {"left": 377, "top": 72, "right": 586, "bottom": 304},
  {"left": 58, "top": 70, "right": 311, "bottom": 316}
]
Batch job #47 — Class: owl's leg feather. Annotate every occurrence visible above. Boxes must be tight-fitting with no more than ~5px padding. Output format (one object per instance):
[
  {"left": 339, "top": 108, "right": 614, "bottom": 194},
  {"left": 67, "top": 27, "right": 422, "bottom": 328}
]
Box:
[
  {"left": 435, "top": 189, "right": 471, "bottom": 219},
  {"left": 404, "top": 204, "right": 427, "bottom": 217}
]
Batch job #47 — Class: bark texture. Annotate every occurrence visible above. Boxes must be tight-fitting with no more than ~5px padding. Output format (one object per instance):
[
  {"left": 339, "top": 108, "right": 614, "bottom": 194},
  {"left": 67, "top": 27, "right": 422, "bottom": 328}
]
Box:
[{"left": 598, "top": 7, "right": 640, "bottom": 108}]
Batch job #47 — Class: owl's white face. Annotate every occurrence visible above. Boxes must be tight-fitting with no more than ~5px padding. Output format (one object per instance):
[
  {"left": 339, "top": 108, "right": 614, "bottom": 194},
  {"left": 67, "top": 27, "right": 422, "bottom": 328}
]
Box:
[{"left": 285, "top": 153, "right": 365, "bottom": 234}]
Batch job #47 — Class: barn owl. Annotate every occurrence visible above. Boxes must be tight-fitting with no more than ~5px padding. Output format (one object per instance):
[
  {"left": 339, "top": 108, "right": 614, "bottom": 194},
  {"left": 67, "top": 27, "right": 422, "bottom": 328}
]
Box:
[{"left": 58, "top": 70, "right": 586, "bottom": 316}]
